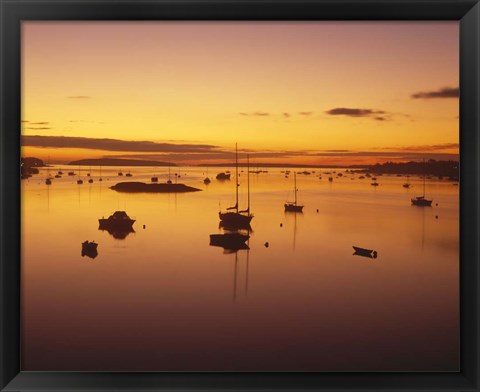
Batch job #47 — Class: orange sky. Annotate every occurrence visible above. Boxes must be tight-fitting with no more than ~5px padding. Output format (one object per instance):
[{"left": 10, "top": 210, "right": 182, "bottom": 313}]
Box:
[{"left": 21, "top": 21, "right": 459, "bottom": 166}]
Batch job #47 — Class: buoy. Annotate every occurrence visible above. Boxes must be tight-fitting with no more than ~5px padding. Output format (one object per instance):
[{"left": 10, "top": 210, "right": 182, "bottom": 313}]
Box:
[
  {"left": 264, "top": 242, "right": 269, "bottom": 248},
  {"left": 435, "top": 216, "right": 438, "bottom": 219},
  {"left": 143, "top": 224, "right": 146, "bottom": 229},
  {"left": 280, "top": 223, "right": 283, "bottom": 227},
  {"left": 316, "top": 209, "right": 319, "bottom": 213}
]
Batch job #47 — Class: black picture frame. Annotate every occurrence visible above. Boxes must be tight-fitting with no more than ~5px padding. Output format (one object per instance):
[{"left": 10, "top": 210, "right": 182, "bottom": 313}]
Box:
[{"left": 1, "top": 0, "right": 479, "bottom": 391}]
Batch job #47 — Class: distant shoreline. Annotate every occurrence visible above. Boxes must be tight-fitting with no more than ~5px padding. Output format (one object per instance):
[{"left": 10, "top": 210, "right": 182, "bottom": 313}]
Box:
[
  {"left": 68, "top": 158, "right": 176, "bottom": 167},
  {"left": 23, "top": 157, "right": 460, "bottom": 178}
]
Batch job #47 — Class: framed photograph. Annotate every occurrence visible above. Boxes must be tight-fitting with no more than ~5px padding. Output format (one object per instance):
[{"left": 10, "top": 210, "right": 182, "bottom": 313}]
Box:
[{"left": 1, "top": 0, "right": 479, "bottom": 391}]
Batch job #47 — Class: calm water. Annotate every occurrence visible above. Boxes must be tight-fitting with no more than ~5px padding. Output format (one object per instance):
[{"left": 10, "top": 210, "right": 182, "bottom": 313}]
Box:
[{"left": 21, "top": 166, "right": 459, "bottom": 371}]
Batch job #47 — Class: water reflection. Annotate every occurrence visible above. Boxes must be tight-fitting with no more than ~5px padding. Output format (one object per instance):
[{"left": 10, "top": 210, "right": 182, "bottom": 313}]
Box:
[
  {"left": 99, "top": 226, "right": 135, "bottom": 240},
  {"left": 22, "top": 165, "right": 459, "bottom": 371},
  {"left": 219, "top": 221, "right": 253, "bottom": 233}
]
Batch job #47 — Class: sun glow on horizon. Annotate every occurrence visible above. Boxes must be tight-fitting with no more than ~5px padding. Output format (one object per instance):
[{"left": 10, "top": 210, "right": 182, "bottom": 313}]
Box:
[{"left": 22, "top": 21, "right": 459, "bottom": 165}]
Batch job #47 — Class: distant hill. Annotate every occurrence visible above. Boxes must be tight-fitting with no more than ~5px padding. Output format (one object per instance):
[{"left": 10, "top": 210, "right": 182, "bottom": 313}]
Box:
[
  {"left": 69, "top": 158, "right": 176, "bottom": 167},
  {"left": 21, "top": 157, "right": 44, "bottom": 178},
  {"left": 202, "top": 163, "right": 357, "bottom": 168},
  {"left": 22, "top": 157, "right": 45, "bottom": 168},
  {"left": 364, "top": 160, "right": 459, "bottom": 178}
]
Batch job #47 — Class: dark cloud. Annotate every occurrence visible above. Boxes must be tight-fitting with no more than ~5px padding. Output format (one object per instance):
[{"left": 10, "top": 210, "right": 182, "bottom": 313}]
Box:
[
  {"left": 67, "top": 95, "right": 91, "bottom": 99},
  {"left": 411, "top": 87, "right": 459, "bottom": 99},
  {"left": 239, "top": 112, "right": 248, "bottom": 116},
  {"left": 384, "top": 143, "right": 459, "bottom": 152},
  {"left": 25, "top": 127, "right": 51, "bottom": 130},
  {"left": 298, "top": 112, "right": 313, "bottom": 116},
  {"left": 283, "top": 112, "right": 290, "bottom": 118},
  {"left": 21, "top": 120, "right": 29, "bottom": 123},
  {"left": 29, "top": 122, "right": 49, "bottom": 125},
  {"left": 324, "top": 149, "right": 351, "bottom": 153},
  {"left": 22, "top": 135, "right": 219, "bottom": 153},
  {"left": 326, "top": 108, "right": 387, "bottom": 119},
  {"left": 312, "top": 150, "right": 458, "bottom": 161},
  {"left": 106, "top": 150, "right": 308, "bottom": 161}
]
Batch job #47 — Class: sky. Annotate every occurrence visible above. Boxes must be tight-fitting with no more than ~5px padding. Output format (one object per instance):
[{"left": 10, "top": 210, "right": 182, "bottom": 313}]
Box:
[{"left": 21, "top": 21, "right": 459, "bottom": 166}]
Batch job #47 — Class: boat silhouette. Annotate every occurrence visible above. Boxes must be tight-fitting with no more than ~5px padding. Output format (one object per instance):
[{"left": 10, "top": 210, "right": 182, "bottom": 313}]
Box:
[
  {"left": 99, "top": 211, "right": 135, "bottom": 230},
  {"left": 203, "top": 168, "right": 211, "bottom": 184},
  {"left": 210, "top": 232, "right": 250, "bottom": 251},
  {"left": 352, "top": 246, "right": 377, "bottom": 259},
  {"left": 81, "top": 241, "right": 98, "bottom": 259},
  {"left": 216, "top": 172, "right": 231, "bottom": 180},
  {"left": 411, "top": 159, "right": 433, "bottom": 206},
  {"left": 284, "top": 172, "right": 304, "bottom": 212},
  {"left": 219, "top": 147, "right": 253, "bottom": 227}
]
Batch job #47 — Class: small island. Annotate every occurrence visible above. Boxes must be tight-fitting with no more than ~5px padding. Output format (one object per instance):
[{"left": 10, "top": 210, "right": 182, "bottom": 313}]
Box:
[{"left": 110, "top": 181, "right": 202, "bottom": 193}]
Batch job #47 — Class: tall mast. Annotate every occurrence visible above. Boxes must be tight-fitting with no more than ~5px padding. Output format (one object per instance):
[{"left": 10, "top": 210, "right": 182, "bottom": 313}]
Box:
[
  {"left": 423, "top": 158, "right": 426, "bottom": 197},
  {"left": 247, "top": 154, "right": 250, "bottom": 213},
  {"left": 235, "top": 143, "right": 239, "bottom": 213},
  {"left": 294, "top": 172, "right": 297, "bottom": 205}
]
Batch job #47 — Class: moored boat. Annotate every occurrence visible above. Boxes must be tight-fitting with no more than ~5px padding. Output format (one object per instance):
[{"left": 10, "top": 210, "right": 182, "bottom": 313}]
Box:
[
  {"left": 99, "top": 211, "right": 135, "bottom": 230},
  {"left": 81, "top": 240, "right": 98, "bottom": 258},
  {"left": 352, "top": 246, "right": 377, "bottom": 258},
  {"left": 284, "top": 172, "right": 304, "bottom": 212},
  {"left": 209, "top": 233, "right": 249, "bottom": 250},
  {"left": 411, "top": 159, "right": 433, "bottom": 206},
  {"left": 219, "top": 146, "right": 253, "bottom": 226},
  {"left": 216, "top": 172, "right": 231, "bottom": 180}
]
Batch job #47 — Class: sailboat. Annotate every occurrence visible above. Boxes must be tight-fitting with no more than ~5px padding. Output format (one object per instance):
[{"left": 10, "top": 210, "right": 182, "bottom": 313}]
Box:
[
  {"left": 45, "top": 157, "right": 53, "bottom": 185},
  {"left": 284, "top": 172, "right": 304, "bottom": 212},
  {"left": 219, "top": 146, "right": 253, "bottom": 227},
  {"left": 203, "top": 167, "right": 211, "bottom": 184},
  {"left": 77, "top": 165, "right": 83, "bottom": 184},
  {"left": 402, "top": 175, "right": 410, "bottom": 188},
  {"left": 411, "top": 160, "right": 432, "bottom": 206}
]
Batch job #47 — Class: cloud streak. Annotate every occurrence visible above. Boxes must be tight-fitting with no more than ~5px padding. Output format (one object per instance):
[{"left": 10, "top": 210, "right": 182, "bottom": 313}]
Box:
[
  {"left": 325, "top": 108, "right": 388, "bottom": 121},
  {"left": 67, "top": 95, "right": 92, "bottom": 99},
  {"left": 22, "top": 136, "right": 458, "bottom": 164},
  {"left": 22, "top": 135, "right": 219, "bottom": 153},
  {"left": 411, "top": 86, "right": 459, "bottom": 99},
  {"left": 384, "top": 143, "right": 458, "bottom": 152}
]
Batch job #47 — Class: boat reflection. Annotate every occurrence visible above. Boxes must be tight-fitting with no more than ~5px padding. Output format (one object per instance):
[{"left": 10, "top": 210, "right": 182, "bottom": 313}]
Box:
[
  {"left": 99, "top": 226, "right": 135, "bottom": 240},
  {"left": 219, "top": 220, "right": 253, "bottom": 233}
]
